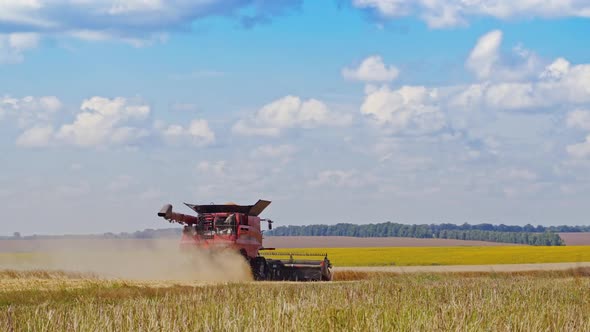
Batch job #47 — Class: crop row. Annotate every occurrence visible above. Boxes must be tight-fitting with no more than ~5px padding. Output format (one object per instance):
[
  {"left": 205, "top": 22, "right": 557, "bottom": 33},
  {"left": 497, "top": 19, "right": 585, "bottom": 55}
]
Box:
[{"left": 266, "top": 245, "right": 590, "bottom": 266}]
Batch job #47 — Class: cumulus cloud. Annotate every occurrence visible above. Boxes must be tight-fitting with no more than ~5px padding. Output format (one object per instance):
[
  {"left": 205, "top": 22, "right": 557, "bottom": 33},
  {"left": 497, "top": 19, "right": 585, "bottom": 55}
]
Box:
[
  {"left": 56, "top": 97, "right": 150, "bottom": 147},
  {"left": 232, "top": 95, "right": 352, "bottom": 137},
  {"left": 351, "top": 0, "right": 590, "bottom": 28},
  {"left": 348, "top": 30, "right": 590, "bottom": 167},
  {"left": 567, "top": 136, "right": 590, "bottom": 158},
  {"left": 7, "top": 95, "right": 217, "bottom": 149},
  {"left": 466, "top": 30, "right": 541, "bottom": 82},
  {"left": 308, "top": 170, "right": 358, "bottom": 187},
  {"left": 452, "top": 58, "right": 590, "bottom": 111},
  {"left": 342, "top": 55, "right": 399, "bottom": 82},
  {"left": 504, "top": 168, "right": 537, "bottom": 181},
  {"left": 159, "top": 119, "right": 215, "bottom": 146},
  {"left": 0, "top": 0, "right": 302, "bottom": 45},
  {"left": 466, "top": 30, "right": 503, "bottom": 80},
  {"left": 308, "top": 169, "right": 376, "bottom": 188},
  {"left": 0, "top": 33, "right": 39, "bottom": 64},
  {"left": 0, "top": 95, "right": 61, "bottom": 126},
  {"left": 252, "top": 144, "right": 296, "bottom": 157},
  {"left": 16, "top": 125, "right": 54, "bottom": 147},
  {"left": 360, "top": 85, "right": 446, "bottom": 135},
  {"left": 566, "top": 109, "right": 590, "bottom": 131},
  {"left": 196, "top": 160, "right": 227, "bottom": 176},
  {"left": 566, "top": 110, "right": 590, "bottom": 159}
]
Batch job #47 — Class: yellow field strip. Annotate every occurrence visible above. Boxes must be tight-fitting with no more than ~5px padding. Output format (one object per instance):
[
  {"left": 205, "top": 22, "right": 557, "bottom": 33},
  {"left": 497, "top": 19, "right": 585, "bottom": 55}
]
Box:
[
  {"left": 2, "top": 245, "right": 590, "bottom": 268},
  {"left": 265, "top": 246, "right": 590, "bottom": 266}
]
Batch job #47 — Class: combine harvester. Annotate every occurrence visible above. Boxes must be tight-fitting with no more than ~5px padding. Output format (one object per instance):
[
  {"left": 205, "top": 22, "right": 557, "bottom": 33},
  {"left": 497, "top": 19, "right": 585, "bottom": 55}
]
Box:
[{"left": 157, "top": 199, "right": 332, "bottom": 281}]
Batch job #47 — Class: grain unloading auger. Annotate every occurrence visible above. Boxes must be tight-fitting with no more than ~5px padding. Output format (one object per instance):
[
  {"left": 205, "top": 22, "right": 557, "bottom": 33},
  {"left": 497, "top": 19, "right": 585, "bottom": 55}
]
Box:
[{"left": 157, "top": 199, "right": 332, "bottom": 281}]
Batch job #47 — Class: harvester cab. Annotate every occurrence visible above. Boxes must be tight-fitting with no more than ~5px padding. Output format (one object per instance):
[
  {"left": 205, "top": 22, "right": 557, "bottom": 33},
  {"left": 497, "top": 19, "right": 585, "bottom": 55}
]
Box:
[{"left": 157, "top": 199, "right": 332, "bottom": 281}]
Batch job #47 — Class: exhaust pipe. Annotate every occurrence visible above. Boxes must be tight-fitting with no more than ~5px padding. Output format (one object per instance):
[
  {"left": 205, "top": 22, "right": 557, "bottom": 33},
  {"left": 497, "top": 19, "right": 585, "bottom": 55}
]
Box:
[
  {"left": 157, "top": 204, "right": 199, "bottom": 225},
  {"left": 158, "top": 204, "right": 173, "bottom": 218}
]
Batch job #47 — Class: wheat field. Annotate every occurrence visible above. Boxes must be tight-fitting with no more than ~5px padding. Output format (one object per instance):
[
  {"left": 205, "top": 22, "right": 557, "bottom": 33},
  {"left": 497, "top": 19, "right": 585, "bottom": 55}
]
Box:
[
  {"left": 1, "top": 245, "right": 590, "bottom": 331},
  {"left": 1, "top": 269, "right": 589, "bottom": 331}
]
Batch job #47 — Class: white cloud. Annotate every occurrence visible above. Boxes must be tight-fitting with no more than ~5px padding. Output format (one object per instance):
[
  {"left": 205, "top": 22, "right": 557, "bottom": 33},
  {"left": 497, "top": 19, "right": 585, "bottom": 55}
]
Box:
[
  {"left": 251, "top": 144, "right": 296, "bottom": 163},
  {"left": 567, "top": 135, "right": 590, "bottom": 159},
  {"left": 56, "top": 97, "right": 150, "bottom": 147},
  {"left": 360, "top": 85, "right": 446, "bottom": 135},
  {"left": 342, "top": 55, "right": 399, "bottom": 82},
  {"left": 160, "top": 119, "right": 215, "bottom": 146},
  {"left": 308, "top": 170, "right": 358, "bottom": 187},
  {"left": 0, "top": 33, "right": 39, "bottom": 64},
  {"left": 308, "top": 169, "right": 376, "bottom": 188},
  {"left": 451, "top": 58, "right": 590, "bottom": 111},
  {"left": 15, "top": 125, "right": 54, "bottom": 147},
  {"left": 0, "top": 1, "right": 301, "bottom": 46},
  {"left": 0, "top": 95, "right": 61, "bottom": 127},
  {"left": 504, "top": 168, "right": 537, "bottom": 181},
  {"left": 252, "top": 144, "right": 296, "bottom": 157},
  {"left": 566, "top": 109, "right": 590, "bottom": 131},
  {"left": 106, "top": 175, "right": 134, "bottom": 192},
  {"left": 7, "top": 95, "right": 215, "bottom": 149},
  {"left": 466, "top": 30, "right": 502, "bottom": 80},
  {"left": 564, "top": 108, "right": 590, "bottom": 161},
  {"left": 352, "top": 0, "right": 590, "bottom": 28},
  {"left": 466, "top": 30, "right": 541, "bottom": 82},
  {"left": 540, "top": 57, "right": 570, "bottom": 80},
  {"left": 233, "top": 96, "right": 352, "bottom": 137},
  {"left": 196, "top": 161, "right": 227, "bottom": 176}
]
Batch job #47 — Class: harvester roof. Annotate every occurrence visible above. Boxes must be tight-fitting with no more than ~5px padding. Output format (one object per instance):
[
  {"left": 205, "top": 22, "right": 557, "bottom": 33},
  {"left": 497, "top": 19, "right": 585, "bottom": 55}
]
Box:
[{"left": 184, "top": 199, "right": 271, "bottom": 216}]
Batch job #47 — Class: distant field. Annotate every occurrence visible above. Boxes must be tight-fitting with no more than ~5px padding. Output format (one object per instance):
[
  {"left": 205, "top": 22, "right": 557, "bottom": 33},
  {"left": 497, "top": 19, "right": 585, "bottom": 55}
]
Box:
[
  {"left": 2, "top": 233, "right": 587, "bottom": 254},
  {"left": 0, "top": 236, "right": 517, "bottom": 253},
  {"left": 1, "top": 239, "right": 590, "bottom": 270},
  {"left": 560, "top": 232, "right": 590, "bottom": 245},
  {"left": 0, "top": 238, "right": 179, "bottom": 253},
  {"left": 264, "top": 236, "right": 520, "bottom": 248},
  {"left": 264, "top": 246, "right": 590, "bottom": 266}
]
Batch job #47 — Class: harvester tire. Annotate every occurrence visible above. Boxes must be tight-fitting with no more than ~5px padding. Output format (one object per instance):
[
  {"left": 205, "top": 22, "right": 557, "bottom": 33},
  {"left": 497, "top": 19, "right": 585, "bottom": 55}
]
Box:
[{"left": 251, "top": 256, "right": 269, "bottom": 281}]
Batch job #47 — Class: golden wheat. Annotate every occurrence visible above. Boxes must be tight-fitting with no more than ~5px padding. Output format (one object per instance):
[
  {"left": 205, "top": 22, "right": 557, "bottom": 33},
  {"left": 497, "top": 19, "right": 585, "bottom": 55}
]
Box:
[{"left": 0, "top": 270, "right": 589, "bottom": 331}]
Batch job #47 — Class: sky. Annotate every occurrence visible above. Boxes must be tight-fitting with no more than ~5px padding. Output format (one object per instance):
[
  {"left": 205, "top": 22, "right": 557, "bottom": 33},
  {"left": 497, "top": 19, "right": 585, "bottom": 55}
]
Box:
[{"left": 1, "top": 0, "right": 590, "bottom": 235}]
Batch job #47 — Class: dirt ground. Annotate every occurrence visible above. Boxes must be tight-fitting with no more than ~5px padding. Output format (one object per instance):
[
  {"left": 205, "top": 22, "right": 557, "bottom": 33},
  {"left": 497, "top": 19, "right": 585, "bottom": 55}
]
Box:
[
  {"left": 263, "top": 236, "right": 520, "bottom": 248},
  {"left": 559, "top": 233, "right": 590, "bottom": 245},
  {"left": 335, "top": 262, "right": 590, "bottom": 273},
  {"left": 0, "top": 238, "right": 179, "bottom": 253}
]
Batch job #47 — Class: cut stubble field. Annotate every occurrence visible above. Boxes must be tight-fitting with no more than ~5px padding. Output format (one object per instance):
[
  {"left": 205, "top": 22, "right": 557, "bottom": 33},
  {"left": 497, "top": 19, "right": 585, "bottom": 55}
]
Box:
[
  {"left": 0, "top": 269, "right": 589, "bottom": 331},
  {"left": 1, "top": 239, "right": 590, "bottom": 331}
]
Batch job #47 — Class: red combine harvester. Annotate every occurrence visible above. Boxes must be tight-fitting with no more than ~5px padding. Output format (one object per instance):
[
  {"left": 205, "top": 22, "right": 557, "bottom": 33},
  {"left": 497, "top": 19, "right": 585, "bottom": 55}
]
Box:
[{"left": 157, "top": 199, "right": 332, "bottom": 281}]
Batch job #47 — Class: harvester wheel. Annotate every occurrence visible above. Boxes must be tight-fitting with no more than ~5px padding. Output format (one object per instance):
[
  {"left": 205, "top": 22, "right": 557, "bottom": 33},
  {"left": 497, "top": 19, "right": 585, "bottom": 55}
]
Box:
[{"left": 251, "top": 256, "right": 269, "bottom": 281}]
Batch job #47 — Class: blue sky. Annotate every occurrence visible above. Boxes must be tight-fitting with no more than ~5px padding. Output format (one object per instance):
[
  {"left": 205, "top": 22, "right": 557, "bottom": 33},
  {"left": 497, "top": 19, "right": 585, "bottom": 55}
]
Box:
[{"left": 1, "top": 0, "right": 590, "bottom": 235}]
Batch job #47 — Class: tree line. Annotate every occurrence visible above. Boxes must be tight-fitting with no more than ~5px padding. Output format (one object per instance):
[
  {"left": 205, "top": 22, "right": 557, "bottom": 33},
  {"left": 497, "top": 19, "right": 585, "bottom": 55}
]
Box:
[{"left": 265, "top": 222, "right": 579, "bottom": 246}]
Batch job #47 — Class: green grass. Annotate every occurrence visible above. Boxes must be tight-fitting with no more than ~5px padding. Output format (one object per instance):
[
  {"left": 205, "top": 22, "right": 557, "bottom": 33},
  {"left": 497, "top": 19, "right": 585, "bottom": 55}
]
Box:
[
  {"left": 1, "top": 270, "right": 589, "bottom": 331},
  {"left": 265, "top": 246, "right": 590, "bottom": 266}
]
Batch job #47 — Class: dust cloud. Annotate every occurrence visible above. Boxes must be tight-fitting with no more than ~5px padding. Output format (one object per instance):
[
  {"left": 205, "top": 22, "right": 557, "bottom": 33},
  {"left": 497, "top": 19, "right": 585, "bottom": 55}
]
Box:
[{"left": 0, "top": 239, "right": 253, "bottom": 282}]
